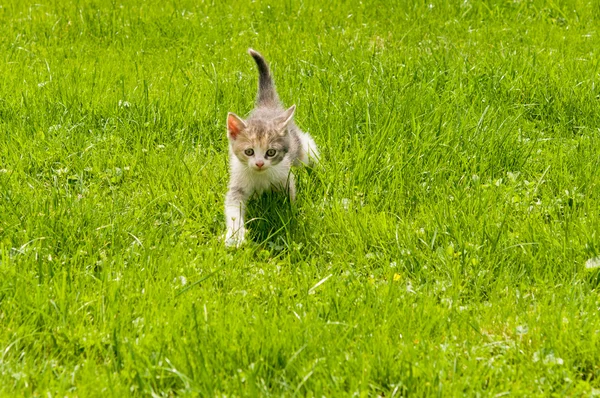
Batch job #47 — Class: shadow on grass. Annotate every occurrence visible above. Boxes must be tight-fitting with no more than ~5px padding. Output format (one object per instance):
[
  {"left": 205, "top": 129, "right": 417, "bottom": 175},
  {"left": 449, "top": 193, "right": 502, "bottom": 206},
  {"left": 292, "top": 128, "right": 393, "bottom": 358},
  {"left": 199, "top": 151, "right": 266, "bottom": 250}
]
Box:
[
  {"left": 243, "top": 166, "right": 325, "bottom": 251},
  {"left": 245, "top": 191, "right": 298, "bottom": 250}
]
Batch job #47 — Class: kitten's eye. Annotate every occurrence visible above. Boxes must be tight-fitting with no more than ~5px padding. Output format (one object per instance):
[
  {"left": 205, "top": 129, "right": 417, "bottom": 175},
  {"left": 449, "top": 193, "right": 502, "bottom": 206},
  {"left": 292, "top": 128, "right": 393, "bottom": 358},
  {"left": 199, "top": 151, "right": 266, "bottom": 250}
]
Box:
[
  {"left": 244, "top": 148, "right": 254, "bottom": 156},
  {"left": 266, "top": 149, "right": 277, "bottom": 157}
]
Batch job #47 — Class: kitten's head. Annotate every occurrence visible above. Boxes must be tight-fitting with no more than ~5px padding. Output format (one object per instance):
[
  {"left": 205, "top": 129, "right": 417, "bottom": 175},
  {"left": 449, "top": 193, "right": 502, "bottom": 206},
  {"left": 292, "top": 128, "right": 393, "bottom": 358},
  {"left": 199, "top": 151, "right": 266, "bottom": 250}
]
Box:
[{"left": 226, "top": 106, "right": 295, "bottom": 172}]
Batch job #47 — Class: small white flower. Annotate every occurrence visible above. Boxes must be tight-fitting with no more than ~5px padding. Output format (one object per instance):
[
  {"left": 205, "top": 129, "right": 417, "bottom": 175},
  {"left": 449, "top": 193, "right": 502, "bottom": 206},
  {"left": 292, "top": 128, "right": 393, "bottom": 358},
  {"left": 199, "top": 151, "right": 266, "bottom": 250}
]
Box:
[
  {"left": 543, "top": 353, "right": 564, "bottom": 366},
  {"left": 507, "top": 171, "right": 520, "bottom": 182},
  {"left": 585, "top": 257, "right": 600, "bottom": 270},
  {"left": 516, "top": 325, "right": 529, "bottom": 335},
  {"left": 341, "top": 198, "right": 350, "bottom": 210}
]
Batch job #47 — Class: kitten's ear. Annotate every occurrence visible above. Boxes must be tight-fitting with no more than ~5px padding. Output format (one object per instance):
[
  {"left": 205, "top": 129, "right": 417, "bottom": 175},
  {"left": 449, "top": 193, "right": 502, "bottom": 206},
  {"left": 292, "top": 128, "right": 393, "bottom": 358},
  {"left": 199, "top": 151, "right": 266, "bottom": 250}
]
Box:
[
  {"left": 227, "top": 113, "right": 247, "bottom": 140},
  {"left": 276, "top": 105, "right": 296, "bottom": 134}
]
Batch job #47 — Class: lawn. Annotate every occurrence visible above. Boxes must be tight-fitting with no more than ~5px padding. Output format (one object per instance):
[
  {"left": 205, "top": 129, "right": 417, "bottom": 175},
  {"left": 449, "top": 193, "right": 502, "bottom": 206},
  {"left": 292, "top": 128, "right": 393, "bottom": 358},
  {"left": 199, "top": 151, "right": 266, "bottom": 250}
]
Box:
[{"left": 1, "top": 0, "right": 600, "bottom": 395}]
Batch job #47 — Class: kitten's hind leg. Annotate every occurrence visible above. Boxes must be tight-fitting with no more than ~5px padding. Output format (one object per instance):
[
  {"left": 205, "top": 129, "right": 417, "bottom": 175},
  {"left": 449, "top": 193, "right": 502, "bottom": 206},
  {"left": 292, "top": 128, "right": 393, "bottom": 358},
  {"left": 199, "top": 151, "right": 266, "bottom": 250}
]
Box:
[
  {"left": 287, "top": 174, "right": 296, "bottom": 203},
  {"left": 224, "top": 187, "right": 248, "bottom": 247},
  {"left": 301, "top": 132, "right": 320, "bottom": 166}
]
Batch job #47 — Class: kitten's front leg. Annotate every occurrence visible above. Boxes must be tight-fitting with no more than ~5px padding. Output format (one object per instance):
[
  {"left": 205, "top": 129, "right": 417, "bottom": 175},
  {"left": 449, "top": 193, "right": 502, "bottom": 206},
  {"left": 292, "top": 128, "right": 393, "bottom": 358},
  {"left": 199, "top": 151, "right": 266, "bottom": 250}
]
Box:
[{"left": 224, "top": 187, "right": 248, "bottom": 247}]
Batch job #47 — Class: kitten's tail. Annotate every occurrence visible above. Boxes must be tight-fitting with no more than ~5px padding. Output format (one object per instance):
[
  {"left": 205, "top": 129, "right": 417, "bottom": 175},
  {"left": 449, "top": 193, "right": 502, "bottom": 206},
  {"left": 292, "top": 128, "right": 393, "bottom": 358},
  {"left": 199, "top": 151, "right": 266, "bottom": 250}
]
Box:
[{"left": 248, "top": 49, "right": 279, "bottom": 107}]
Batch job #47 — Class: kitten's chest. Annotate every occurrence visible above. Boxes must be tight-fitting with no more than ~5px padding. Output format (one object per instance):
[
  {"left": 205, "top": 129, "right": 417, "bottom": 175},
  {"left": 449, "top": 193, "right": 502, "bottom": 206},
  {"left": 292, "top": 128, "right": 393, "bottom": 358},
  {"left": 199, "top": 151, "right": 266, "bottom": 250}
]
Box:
[
  {"left": 250, "top": 175, "right": 274, "bottom": 194},
  {"left": 244, "top": 167, "right": 290, "bottom": 196}
]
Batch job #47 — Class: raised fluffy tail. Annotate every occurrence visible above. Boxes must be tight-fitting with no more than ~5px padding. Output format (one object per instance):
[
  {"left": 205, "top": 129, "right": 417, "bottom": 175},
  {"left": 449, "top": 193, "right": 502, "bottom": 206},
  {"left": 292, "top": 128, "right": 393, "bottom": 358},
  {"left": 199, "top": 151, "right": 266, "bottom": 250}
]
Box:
[{"left": 248, "top": 49, "right": 279, "bottom": 107}]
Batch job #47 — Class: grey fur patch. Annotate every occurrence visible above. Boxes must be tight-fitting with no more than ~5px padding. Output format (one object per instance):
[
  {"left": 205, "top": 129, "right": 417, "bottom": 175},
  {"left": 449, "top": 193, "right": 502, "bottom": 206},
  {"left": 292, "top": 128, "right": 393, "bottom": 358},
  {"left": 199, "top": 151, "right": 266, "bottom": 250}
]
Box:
[{"left": 227, "top": 187, "right": 247, "bottom": 202}]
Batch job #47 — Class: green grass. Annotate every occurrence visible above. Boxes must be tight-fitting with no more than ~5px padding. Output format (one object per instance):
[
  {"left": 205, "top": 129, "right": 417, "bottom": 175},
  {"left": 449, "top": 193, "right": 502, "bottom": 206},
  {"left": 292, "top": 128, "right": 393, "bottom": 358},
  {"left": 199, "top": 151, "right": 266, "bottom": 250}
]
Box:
[{"left": 1, "top": 0, "right": 600, "bottom": 395}]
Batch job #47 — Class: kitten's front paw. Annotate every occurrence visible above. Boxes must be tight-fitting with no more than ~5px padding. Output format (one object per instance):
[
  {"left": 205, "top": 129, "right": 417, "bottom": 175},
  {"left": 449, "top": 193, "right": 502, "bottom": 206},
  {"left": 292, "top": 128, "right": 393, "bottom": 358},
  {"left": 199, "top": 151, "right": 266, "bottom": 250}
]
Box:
[{"left": 224, "top": 227, "right": 246, "bottom": 248}]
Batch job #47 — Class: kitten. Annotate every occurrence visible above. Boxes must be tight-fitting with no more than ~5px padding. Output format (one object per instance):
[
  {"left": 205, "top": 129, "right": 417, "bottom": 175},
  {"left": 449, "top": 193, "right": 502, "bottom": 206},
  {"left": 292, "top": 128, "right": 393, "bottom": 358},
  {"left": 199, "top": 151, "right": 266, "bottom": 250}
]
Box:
[{"left": 224, "top": 49, "right": 319, "bottom": 247}]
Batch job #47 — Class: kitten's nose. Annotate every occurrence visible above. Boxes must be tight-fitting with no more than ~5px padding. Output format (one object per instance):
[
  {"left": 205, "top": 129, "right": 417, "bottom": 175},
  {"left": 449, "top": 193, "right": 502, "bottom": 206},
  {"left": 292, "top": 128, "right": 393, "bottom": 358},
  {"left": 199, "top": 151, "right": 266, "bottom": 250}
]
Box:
[{"left": 256, "top": 160, "right": 264, "bottom": 168}]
